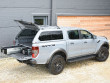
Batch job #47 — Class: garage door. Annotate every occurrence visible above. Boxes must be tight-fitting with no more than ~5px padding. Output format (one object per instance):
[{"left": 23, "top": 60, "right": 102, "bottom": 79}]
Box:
[{"left": 57, "top": 16, "right": 110, "bottom": 40}]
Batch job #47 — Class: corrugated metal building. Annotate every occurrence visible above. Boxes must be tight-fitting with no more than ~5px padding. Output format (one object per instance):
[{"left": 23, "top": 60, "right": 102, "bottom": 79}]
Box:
[{"left": 0, "top": 0, "right": 110, "bottom": 47}]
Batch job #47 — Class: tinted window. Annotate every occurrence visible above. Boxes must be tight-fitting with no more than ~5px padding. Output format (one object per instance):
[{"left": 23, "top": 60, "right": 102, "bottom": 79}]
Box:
[
  {"left": 80, "top": 30, "right": 93, "bottom": 39},
  {"left": 34, "top": 16, "right": 48, "bottom": 25},
  {"left": 19, "top": 29, "right": 37, "bottom": 37},
  {"left": 39, "top": 31, "right": 63, "bottom": 41},
  {"left": 34, "top": 19, "right": 43, "bottom": 25},
  {"left": 68, "top": 30, "right": 79, "bottom": 39}
]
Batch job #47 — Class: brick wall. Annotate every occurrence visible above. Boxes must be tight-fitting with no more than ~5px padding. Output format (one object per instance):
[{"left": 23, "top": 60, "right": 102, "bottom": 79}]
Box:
[{"left": 57, "top": 16, "right": 110, "bottom": 40}]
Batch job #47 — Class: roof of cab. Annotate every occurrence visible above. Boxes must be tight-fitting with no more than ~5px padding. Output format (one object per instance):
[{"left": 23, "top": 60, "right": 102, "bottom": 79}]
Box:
[
  {"left": 60, "top": 27, "right": 85, "bottom": 30},
  {"left": 39, "top": 26, "right": 86, "bottom": 31},
  {"left": 39, "top": 26, "right": 60, "bottom": 30}
]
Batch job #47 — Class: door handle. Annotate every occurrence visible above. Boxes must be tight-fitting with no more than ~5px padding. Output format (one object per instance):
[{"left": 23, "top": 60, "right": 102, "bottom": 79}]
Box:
[
  {"left": 97, "top": 40, "right": 100, "bottom": 43},
  {"left": 84, "top": 41, "right": 87, "bottom": 43},
  {"left": 70, "top": 43, "right": 74, "bottom": 44}
]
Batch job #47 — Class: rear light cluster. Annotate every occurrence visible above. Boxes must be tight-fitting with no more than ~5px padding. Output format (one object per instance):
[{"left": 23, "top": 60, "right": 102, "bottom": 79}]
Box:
[
  {"left": 32, "top": 47, "right": 39, "bottom": 58},
  {"left": 13, "top": 40, "right": 16, "bottom": 45}
]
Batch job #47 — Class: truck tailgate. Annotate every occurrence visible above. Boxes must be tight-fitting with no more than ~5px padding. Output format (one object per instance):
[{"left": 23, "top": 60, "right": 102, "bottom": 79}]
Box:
[{"left": 10, "top": 53, "right": 32, "bottom": 60}]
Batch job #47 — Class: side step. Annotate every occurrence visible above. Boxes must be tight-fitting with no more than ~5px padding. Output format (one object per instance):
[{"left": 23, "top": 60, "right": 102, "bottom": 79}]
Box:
[{"left": 67, "top": 55, "right": 96, "bottom": 63}]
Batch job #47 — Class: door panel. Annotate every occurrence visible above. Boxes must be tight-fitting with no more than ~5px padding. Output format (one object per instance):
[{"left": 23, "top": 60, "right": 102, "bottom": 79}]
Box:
[
  {"left": 67, "top": 30, "right": 82, "bottom": 58},
  {"left": 81, "top": 39, "right": 97, "bottom": 55},
  {"left": 80, "top": 30, "right": 97, "bottom": 55},
  {"left": 67, "top": 40, "right": 82, "bottom": 58}
]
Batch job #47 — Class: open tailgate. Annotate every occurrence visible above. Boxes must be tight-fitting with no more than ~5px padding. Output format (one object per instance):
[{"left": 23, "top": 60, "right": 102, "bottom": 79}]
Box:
[{"left": 10, "top": 53, "right": 32, "bottom": 60}]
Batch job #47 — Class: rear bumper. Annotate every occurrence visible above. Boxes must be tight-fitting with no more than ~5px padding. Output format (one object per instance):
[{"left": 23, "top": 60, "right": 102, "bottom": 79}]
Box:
[
  {"left": 10, "top": 53, "right": 37, "bottom": 64},
  {"left": 17, "top": 59, "right": 37, "bottom": 65},
  {"left": 0, "top": 51, "right": 38, "bottom": 64}
]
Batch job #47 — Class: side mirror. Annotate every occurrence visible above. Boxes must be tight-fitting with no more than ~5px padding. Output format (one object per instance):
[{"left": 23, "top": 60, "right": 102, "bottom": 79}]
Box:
[{"left": 93, "top": 35, "right": 97, "bottom": 39}]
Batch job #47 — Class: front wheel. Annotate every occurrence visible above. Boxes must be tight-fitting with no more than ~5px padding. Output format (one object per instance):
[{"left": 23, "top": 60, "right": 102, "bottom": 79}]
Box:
[
  {"left": 48, "top": 55, "right": 65, "bottom": 75},
  {"left": 96, "top": 47, "right": 109, "bottom": 62}
]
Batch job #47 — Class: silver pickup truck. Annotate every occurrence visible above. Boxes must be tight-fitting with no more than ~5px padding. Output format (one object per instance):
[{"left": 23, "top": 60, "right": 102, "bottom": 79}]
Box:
[{"left": 1, "top": 20, "right": 109, "bottom": 75}]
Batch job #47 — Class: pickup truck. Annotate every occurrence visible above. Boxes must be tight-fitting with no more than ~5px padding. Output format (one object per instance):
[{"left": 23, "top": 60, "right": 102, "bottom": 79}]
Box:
[{"left": 1, "top": 20, "right": 109, "bottom": 75}]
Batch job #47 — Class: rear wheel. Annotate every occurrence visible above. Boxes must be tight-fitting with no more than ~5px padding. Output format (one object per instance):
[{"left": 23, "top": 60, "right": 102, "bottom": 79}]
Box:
[
  {"left": 48, "top": 55, "right": 65, "bottom": 75},
  {"left": 96, "top": 47, "right": 109, "bottom": 62}
]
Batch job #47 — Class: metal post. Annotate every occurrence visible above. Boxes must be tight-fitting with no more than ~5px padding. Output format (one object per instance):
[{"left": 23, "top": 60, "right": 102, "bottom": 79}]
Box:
[{"left": 50, "top": 0, "right": 53, "bottom": 26}]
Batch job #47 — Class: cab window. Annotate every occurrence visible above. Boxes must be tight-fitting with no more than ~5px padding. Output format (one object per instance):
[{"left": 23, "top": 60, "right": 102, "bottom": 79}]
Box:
[
  {"left": 39, "top": 31, "right": 63, "bottom": 41},
  {"left": 68, "top": 30, "right": 79, "bottom": 39},
  {"left": 80, "top": 30, "right": 93, "bottom": 39}
]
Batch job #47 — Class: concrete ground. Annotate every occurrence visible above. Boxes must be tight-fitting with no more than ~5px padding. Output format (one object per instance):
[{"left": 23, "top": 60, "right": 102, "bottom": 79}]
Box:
[{"left": 0, "top": 53, "right": 110, "bottom": 83}]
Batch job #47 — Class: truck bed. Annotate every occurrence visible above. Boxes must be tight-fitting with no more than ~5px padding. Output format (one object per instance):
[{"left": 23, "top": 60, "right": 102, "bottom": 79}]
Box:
[{"left": 19, "top": 43, "right": 32, "bottom": 48}]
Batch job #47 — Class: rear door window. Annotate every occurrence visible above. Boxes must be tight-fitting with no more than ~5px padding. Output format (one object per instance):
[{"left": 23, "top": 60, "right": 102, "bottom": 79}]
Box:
[
  {"left": 39, "top": 31, "right": 63, "bottom": 41},
  {"left": 68, "top": 30, "right": 79, "bottom": 39}
]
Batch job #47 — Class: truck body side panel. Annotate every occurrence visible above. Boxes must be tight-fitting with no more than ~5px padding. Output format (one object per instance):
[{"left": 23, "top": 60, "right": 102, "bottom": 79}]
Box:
[{"left": 32, "top": 40, "right": 67, "bottom": 64}]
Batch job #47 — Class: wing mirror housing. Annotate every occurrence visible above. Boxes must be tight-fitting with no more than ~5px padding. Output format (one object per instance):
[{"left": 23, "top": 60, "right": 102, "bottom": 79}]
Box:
[{"left": 93, "top": 35, "right": 97, "bottom": 39}]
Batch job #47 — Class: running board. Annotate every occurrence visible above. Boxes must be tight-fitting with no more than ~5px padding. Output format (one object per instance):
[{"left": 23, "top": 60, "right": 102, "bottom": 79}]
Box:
[{"left": 67, "top": 55, "right": 96, "bottom": 63}]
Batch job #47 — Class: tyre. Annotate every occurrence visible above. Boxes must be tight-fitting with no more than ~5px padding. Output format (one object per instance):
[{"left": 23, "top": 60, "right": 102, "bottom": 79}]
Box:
[
  {"left": 96, "top": 47, "right": 109, "bottom": 62},
  {"left": 48, "top": 55, "right": 65, "bottom": 75},
  {"left": 45, "top": 64, "right": 49, "bottom": 68}
]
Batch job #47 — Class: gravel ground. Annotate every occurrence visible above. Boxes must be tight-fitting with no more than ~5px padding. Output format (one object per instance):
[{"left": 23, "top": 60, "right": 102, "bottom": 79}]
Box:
[
  {"left": 0, "top": 52, "right": 10, "bottom": 59},
  {"left": 0, "top": 54, "right": 110, "bottom": 83}
]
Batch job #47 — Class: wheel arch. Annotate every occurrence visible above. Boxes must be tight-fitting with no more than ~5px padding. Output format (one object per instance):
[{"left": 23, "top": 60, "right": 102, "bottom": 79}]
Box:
[
  {"left": 96, "top": 42, "right": 109, "bottom": 54},
  {"left": 46, "top": 48, "right": 67, "bottom": 64},
  {"left": 101, "top": 42, "right": 109, "bottom": 49}
]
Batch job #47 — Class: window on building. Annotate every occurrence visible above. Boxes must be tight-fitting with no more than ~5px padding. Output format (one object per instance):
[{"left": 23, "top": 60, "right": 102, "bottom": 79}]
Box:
[
  {"left": 33, "top": 16, "right": 48, "bottom": 25},
  {"left": 68, "top": 30, "right": 79, "bottom": 39},
  {"left": 39, "top": 31, "right": 63, "bottom": 41}
]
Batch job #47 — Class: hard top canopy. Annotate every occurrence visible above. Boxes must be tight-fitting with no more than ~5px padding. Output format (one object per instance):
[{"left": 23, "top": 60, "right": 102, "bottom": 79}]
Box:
[{"left": 14, "top": 20, "right": 40, "bottom": 31}]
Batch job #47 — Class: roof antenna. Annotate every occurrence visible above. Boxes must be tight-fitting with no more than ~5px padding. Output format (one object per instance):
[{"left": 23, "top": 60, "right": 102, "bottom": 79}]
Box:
[{"left": 14, "top": 20, "right": 22, "bottom": 30}]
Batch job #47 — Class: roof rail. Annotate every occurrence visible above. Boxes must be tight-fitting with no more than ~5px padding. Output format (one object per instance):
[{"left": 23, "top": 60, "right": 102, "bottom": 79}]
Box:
[{"left": 40, "top": 26, "right": 60, "bottom": 30}]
